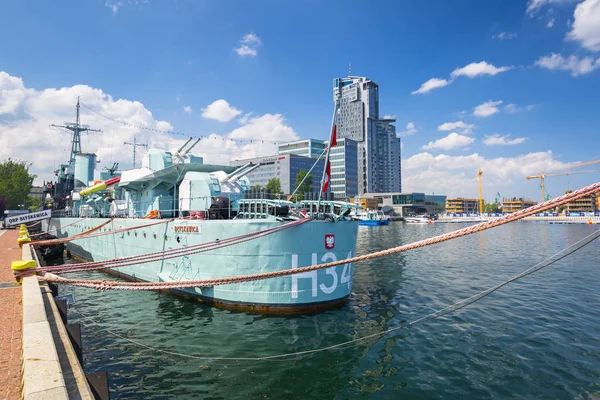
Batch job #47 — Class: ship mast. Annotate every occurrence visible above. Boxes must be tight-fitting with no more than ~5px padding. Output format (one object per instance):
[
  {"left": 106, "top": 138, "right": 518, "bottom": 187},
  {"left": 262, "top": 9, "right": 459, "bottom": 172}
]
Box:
[{"left": 51, "top": 97, "right": 102, "bottom": 176}]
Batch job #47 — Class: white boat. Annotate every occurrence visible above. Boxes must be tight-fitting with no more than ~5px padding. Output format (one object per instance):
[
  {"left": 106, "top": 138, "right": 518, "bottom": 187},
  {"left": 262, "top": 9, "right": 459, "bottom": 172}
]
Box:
[{"left": 404, "top": 215, "right": 433, "bottom": 224}]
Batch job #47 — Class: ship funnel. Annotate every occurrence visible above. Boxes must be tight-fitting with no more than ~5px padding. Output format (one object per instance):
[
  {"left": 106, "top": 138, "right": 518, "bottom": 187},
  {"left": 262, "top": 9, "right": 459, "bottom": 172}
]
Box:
[
  {"left": 229, "top": 163, "right": 261, "bottom": 184},
  {"left": 219, "top": 162, "right": 252, "bottom": 183}
]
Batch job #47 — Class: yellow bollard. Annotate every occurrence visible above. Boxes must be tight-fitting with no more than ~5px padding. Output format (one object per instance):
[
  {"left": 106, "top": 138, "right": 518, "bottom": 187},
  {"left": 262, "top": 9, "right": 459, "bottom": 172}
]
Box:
[
  {"left": 17, "top": 236, "right": 31, "bottom": 248},
  {"left": 11, "top": 259, "right": 37, "bottom": 284}
]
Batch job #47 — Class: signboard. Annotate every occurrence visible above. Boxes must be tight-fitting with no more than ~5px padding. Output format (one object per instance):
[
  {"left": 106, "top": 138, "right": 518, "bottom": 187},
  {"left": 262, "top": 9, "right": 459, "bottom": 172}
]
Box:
[
  {"left": 4, "top": 210, "right": 29, "bottom": 215},
  {"left": 5, "top": 209, "right": 52, "bottom": 226}
]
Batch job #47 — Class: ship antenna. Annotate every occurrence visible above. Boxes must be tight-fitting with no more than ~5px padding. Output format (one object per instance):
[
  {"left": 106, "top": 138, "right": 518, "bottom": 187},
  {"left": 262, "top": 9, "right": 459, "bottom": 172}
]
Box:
[
  {"left": 50, "top": 97, "right": 102, "bottom": 180},
  {"left": 123, "top": 136, "right": 148, "bottom": 169}
]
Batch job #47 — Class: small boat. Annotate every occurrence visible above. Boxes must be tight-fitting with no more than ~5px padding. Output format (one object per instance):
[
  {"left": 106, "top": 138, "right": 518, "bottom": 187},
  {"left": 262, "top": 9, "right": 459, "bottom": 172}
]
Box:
[
  {"left": 355, "top": 210, "right": 390, "bottom": 226},
  {"left": 404, "top": 215, "right": 434, "bottom": 224}
]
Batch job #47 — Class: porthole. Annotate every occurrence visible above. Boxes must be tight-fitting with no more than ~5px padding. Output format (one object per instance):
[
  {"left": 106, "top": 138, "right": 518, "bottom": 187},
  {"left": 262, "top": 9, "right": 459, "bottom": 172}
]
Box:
[
  {"left": 153, "top": 233, "right": 157, "bottom": 239},
  {"left": 176, "top": 236, "right": 181, "bottom": 243}
]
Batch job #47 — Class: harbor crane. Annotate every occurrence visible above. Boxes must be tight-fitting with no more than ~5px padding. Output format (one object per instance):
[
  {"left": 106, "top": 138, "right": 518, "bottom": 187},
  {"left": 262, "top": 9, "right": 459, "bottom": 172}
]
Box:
[
  {"left": 526, "top": 169, "right": 600, "bottom": 202},
  {"left": 477, "top": 169, "right": 483, "bottom": 213}
]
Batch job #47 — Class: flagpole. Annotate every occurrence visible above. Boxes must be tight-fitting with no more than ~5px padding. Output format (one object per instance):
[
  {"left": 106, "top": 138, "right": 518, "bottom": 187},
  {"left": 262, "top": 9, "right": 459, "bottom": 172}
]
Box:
[{"left": 316, "top": 101, "right": 338, "bottom": 215}]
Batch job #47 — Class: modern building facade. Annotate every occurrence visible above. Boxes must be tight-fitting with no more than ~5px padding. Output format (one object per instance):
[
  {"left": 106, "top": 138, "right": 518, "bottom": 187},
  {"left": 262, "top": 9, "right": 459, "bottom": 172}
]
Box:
[
  {"left": 327, "top": 137, "right": 359, "bottom": 199},
  {"left": 277, "top": 139, "right": 327, "bottom": 158},
  {"left": 360, "top": 192, "right": 446, "bottom": 216},
  {"left": 501, "top": 198, "right": 537, "bottom": 213},
  {"left": 333, "top": 76, "right": 401, "bottom": 195},
  {"left": 230, "top": 154, "right": 324, "bottom": 195},
  {"left": 561, "top": 191, "right": 597, "bottom": 213},
  {"left": 445, "top": 198, "right": 479, "bottom": 214}
]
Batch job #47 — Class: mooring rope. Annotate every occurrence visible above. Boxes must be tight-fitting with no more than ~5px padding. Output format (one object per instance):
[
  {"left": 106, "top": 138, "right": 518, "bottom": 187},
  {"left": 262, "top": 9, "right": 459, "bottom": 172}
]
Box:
[
  {"left": 33, "top": 217, "right": 310, "bottom": 275},
  {"left": 70, "top": 228, "right": 600, "bottom": 362},
  {"left": 29, "top": 218, "right": 87, "bottom": 237},
  {"left": 24, "top": 220, "right": 42, "bottom": 229},
  {"left": 31, "top": 218, "right": 171, "bottom": 246},
  {"left": 40, "top": 181, "right": 600, "bottom": 290}
]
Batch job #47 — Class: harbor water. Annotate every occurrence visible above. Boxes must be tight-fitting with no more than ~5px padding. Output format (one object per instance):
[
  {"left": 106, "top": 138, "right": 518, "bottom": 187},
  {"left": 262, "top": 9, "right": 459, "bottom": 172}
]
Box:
[{"left": 56, "top": 222, "right": 600, "bottom": 399}]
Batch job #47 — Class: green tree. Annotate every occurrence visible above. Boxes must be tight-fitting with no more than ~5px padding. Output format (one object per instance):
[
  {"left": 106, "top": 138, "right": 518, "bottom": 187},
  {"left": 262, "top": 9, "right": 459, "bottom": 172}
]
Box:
[
  {"left": 27, "top": 196, "right": 42, "bottom": 212},
  {"left": 0, "top": 159, "right": 36, "bottom": 209},
  {"left": 265, "top": 177, "right": 282, "bottom": 195},
  {"left": 294, "top": 170, "right": 313, "bottom": 201},
  {"left": 250, "top": 184, "right": 262, "bottom": 191},
  {"left": 483, "top": 202, "right": 499, "bottom": 213}
]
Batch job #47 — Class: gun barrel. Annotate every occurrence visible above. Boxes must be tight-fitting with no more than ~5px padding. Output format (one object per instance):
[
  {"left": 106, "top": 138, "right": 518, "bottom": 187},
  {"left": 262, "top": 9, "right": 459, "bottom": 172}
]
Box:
[
  {"left": 176, "top": 137, "right": 193, "bottom": 154},
  {"left": 229, "top": 164, "right": 260, "bottom": 184},
  {"left": 182, "top": 138, "right": 202, "bottom": 155},
  {"left": 220, "top": 163, "right": 252, "bottom": 183}
]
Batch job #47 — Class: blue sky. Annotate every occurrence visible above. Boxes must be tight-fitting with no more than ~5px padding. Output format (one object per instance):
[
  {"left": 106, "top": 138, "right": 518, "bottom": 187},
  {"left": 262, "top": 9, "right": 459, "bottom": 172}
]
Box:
[{"left": 1, "top": 0, "right": 599, "bottom": 200}]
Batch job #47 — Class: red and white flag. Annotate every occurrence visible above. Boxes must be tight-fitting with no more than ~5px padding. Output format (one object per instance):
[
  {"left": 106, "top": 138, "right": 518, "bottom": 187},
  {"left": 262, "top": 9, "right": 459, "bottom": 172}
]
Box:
[
  {"left": 331, "top": 124, "right": 337, "bottom": 147},
  {"left": 322, "top": 160, "right": 331, "bottom": 193}
]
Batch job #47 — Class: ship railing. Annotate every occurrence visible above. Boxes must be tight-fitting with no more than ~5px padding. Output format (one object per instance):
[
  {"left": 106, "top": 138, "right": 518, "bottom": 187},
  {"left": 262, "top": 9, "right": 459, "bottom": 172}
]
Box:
[
  {"left": 122, "top": 196, "right": 359, "bottom": 221},
  {"left": 298, "top": 200, "right": 360, "bottom": 219}
]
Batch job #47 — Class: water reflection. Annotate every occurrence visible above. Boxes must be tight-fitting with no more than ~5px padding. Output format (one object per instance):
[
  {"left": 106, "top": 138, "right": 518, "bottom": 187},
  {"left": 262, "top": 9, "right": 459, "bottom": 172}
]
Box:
[{"left": 56, "top": 223, "right": 600, "bottom": 399}]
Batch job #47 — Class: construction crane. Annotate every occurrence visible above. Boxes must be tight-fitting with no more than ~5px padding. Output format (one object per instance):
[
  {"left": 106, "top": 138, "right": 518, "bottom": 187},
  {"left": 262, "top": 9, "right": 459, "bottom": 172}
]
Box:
[
  {"left": 526, "top": 169, "right": 600, "bottom": 202},
  {"left": 566, "top": 158, "right": 600, "bottom": 169},
  {"left": 477, "top": 168, "right": 483, "bottom": 214}
]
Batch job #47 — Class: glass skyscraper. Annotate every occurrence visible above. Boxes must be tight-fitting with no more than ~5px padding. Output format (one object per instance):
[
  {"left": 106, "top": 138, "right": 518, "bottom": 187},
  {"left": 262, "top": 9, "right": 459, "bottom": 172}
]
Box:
[{"left": 333, "top": 76, "right": 401, "bottom": 194}]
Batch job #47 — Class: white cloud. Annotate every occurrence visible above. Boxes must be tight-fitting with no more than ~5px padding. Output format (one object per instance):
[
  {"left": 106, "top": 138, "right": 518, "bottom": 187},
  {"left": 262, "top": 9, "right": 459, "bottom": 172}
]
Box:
[
  {"left": 201, "top": 99, "right": 242, "bottom": 122},
  {"left": 450, "top": 61, "right": 513, "bottom": 79},
  {"left": 401, "top": 151, "right": 569, "bottom": 198},
  {"left": 535, "top": 53, "right": 600, "bottom": 76},
  {"left": 505, "top": 103, "right": 535, "bottom": 113},
  {"left": 493, "top": 32, "right": 518, "bottom": 40},
  {"left": 0, "top": 72, "right": 32, "bottom": 115},
  {"left": 156, "top": 121, "right": 173, "bottom": 132},
  {"left": 567, "top": 0, "right": 600, "bottom": 52},
  {"left": 546, "top": 16, "right": 555, "bottom": 28},
  {"left": 411, "top": 78, "right": 450, "bottom": 95},
  {"left": 398, "top": 122, "right": 418, "bottom": 137},
  {"left": 183, "top": 105, "right": 192, "bottom": 113},
  {"left": 105, "top": 0, "right": 147, "bottom": 14},
  {"left": 437, "top": 121, "right": 476, "bottom": 134},
  {"left": 473, "top": 100, "right": 503, "bottom": 117},
  {"left": 0, "top": 71, "right": 296, "bottom": 183},
  {"left": 421, "top": 132, "right": 475, "bottom": 151},
  {"left": 234, "top": 32, "right": 262, "bottom": 57},
  {"left": 483, "top": 134, "right": 527, "bottom": 146},
  {"left": 412, "top": 61, "right": 512, "bottom": 94},
  {"left": 227, "top": 114, "right": 298, "bottom": 161},
  {"left": 526, "top": 0, "right": 569, "bottom": 17},
  {"left": 105, "top": 1, "right": 121, "bottom": 14}
]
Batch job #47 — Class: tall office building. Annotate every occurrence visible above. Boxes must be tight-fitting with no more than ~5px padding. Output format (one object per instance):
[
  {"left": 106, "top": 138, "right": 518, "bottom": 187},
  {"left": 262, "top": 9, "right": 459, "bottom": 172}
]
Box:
[
  {"left": 278, "top": 139, "right": 327, "bottom": 158},
  {"left": 333, "top": 76, "right": 401, "bottom": 194},
  {"left": 328, "top": 137, "right": 359, "bottom": 199}
]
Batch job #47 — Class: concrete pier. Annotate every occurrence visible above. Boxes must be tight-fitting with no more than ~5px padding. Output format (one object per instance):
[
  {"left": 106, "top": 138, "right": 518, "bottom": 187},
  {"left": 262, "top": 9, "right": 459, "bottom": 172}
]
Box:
[
  {"left": 1, "top": 228, "right": 95, "bottom": 400},
  {"left": 0, "top": 230, "right": 23, "bottom": 400}
]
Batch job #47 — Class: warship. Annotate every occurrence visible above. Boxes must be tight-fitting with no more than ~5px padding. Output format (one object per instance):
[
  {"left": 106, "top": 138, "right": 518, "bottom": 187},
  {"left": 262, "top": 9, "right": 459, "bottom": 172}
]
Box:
[{"left": 40, "top": 100, "right": 360, "bottom": 313}]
